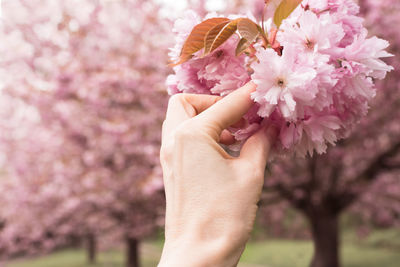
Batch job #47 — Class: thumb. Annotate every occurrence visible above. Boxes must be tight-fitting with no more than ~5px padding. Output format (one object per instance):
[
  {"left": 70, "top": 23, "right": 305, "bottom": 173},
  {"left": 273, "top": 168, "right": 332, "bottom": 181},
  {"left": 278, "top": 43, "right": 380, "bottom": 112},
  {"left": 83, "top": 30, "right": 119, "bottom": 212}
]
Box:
[{"left": 239, "top": 124, "right": 278, "bottom": 169}]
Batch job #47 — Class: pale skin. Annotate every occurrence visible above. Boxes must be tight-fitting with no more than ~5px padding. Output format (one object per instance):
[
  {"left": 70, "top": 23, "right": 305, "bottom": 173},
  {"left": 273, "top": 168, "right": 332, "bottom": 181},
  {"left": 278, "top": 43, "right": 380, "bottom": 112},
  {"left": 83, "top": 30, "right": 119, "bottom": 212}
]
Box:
[{"left": 158, "top": 82, "right": 277, "bottom": 267}]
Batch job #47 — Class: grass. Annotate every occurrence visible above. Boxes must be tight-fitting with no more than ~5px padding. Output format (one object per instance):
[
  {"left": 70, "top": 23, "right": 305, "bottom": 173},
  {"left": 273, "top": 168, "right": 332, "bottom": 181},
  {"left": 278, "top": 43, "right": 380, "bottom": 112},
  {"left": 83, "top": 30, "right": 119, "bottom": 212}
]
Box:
[
  {"left": 5, "top": 229, "right": 400, "bottom": 267},
  {"left": 240, "top": 239, "right": 400, "bottom": 267}
]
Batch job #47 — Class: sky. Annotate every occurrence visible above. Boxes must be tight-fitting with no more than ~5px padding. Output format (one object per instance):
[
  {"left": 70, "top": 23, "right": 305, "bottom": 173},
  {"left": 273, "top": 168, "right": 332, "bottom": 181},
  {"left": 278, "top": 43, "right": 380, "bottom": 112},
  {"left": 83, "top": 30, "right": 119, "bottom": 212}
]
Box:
[
  {"left": 158, "top": 0, "right": 227, "bottom": 14},
  {"left": 0, "top": 0, "right": 226, "bottom": 19}
]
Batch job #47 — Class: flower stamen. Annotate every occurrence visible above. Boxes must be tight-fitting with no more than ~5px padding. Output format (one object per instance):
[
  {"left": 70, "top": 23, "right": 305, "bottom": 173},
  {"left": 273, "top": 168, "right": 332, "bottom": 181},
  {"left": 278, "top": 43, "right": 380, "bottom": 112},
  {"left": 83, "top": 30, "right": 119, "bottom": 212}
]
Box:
[{"left": 277, "top": 78, "right": 286, "bottom": 88}]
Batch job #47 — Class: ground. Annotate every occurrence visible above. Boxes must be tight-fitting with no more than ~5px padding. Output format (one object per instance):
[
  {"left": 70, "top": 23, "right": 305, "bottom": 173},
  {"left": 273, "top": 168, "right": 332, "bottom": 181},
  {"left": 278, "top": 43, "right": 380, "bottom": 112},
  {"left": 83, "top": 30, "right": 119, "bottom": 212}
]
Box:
[{"left": 5, "top": 229, "right": 400, "bottom": 267}]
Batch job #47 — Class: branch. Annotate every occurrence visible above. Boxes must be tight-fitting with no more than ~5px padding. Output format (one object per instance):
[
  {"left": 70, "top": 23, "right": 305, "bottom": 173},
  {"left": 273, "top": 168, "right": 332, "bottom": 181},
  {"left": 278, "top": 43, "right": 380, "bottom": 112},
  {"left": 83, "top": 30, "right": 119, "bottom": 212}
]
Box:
[
  {"left": 274, "top": 183, "right": 310, "bottom": 212},
  {"left": 328, "top": 160, "right": 342, "bottom": 195},
  {"left": 259, "top": 195, "right": 284, "bottom": 207},
  {"left": 360, "top": 141, "right": 400, "bottom": 182},
  {"left": 338, "top": 141, "right": 400, "bottom": 210}
]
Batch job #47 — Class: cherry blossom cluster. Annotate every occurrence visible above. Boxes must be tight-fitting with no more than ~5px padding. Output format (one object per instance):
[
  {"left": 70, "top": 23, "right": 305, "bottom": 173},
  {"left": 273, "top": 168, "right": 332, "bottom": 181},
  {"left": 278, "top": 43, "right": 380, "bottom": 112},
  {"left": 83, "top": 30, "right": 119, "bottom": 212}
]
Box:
[{"left": 167, "top": 0, "right": 393, "bottom": 157}]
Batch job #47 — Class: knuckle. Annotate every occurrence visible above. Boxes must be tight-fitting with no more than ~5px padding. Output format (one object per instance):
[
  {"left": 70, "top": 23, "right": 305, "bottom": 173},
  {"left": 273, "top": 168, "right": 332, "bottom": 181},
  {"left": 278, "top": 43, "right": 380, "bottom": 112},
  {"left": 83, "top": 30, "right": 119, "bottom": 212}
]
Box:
[
  {"left": 168, "top": 93, "right": 190, "bottom": 109},
  {"left": 161, "top": 120, "right": 202, "bottom": 161},
  {"left": 168, "top": 94, "right": 183, "bottom": 107},
  {"left": 160, "top": 143, "right": 173, "bottom": 163},
  {"left": 173, "top": 121, "right": 198, "bottom": 140}
]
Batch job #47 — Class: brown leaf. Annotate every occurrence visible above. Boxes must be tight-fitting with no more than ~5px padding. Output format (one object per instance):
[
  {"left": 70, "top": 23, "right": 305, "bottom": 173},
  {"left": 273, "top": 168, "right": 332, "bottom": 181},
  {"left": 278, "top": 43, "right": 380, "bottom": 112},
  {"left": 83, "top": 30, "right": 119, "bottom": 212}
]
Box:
[
  {"left": 203, "top": 19, "right": 240, "bottom": 56},
  {"left": 237, "top": 18, "right": 260, "bottom": 44},
  {"left": 173, "top": 17, "right": 230, "bottom": 66},
  {"left": 204, "top": 21, "right": 231, "bottom": 56},
  {"left": 169, "top": 55, "right": 193, "bottom": 67},
  {"left": 273, "top": 0, "right": 302, "bottom": 28},
  {"left": 235, "top": 38, "right": 250, "bottom": 56}
]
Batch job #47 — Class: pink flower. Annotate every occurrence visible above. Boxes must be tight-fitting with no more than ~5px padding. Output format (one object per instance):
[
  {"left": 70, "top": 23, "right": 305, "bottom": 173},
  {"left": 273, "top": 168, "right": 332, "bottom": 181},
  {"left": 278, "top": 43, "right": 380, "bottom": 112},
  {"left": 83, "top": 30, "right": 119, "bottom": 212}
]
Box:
[
  {"left": 167, "top": 16, "right": 250, "bottom": 96},
  {"left": 343, "top": 30, "right": 394, "bottom": 80},
  {"left": 328, "top": 0, "right": 360, "bottom": 16},
  {"left": 198, "top": 36, "right": 251, "bottom": 96},
  {"left": 251, "top": 44, "right": 317, "bottom": 120},
  {"left": 279, "top": 11, "right": 344, "bottom": 55},
  {"left": 167, "top": 4, "right": 394, "bottom": 157},
  {"left": 299, "top": 114, "right": 342, "bottom": 156},
  {"left": 168, "top": 11, "right": 201, "bottom": 62},
  {"left": 279, "top": 113, "right": 342, "bottom": 156}
]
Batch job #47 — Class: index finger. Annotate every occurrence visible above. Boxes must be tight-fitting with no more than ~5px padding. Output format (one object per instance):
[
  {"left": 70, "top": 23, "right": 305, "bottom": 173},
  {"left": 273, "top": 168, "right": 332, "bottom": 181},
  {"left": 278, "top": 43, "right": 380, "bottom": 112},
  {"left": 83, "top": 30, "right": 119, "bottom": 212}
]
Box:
[
  {"left": 196, "top": 82, "right": 256, "bottom": 137},
  {"left": 163, "top": 94, "right": 221, "bottom": 140}
]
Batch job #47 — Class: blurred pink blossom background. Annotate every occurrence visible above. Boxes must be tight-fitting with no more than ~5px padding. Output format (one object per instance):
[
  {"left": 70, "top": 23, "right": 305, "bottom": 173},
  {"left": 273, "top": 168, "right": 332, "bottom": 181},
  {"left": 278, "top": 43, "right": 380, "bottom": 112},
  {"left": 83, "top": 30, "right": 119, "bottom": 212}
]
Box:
[{"left": 0, "top": 1, "right": 398, "bottom": 267}]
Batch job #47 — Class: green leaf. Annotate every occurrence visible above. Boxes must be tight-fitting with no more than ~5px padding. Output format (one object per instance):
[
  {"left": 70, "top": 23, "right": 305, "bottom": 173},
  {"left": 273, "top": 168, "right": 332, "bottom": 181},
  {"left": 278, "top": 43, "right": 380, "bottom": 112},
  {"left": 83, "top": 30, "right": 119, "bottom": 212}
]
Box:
[
  {"left": 172, "top": 17, "right": 230, "bottom": 66},
  {"left": 273, "top": 0, "right": 302, "bottom": 28}
]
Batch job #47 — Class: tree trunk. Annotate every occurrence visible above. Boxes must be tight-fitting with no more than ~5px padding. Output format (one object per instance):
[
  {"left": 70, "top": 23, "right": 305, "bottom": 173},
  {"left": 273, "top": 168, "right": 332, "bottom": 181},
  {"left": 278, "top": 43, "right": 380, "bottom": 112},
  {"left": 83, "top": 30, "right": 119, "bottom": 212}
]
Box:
[
  {"left": 87, "top": 234, "right": 97, "bottom": 264},
  {"left": 309, "top": 212, "right": 340, "bottom": 267},
  {"left": 126, "top": 237, "right": 140, "bottom": 267}
]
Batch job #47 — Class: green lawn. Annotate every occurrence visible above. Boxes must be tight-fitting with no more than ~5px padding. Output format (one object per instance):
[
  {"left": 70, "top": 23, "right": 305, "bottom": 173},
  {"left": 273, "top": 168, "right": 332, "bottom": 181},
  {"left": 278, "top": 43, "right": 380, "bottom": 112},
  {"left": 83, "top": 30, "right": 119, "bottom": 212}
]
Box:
[
  {"left": 6, "top": 230, "right": 400, "bottom": 267},
  {"left": 240, "top": 239, "right": 400, "bottom": 267}
]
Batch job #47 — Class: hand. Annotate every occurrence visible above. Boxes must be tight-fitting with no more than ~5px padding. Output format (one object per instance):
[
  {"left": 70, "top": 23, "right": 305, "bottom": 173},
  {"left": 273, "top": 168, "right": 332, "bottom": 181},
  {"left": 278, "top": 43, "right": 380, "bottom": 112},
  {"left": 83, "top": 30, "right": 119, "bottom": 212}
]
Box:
[{"left": 158, "top": 82, "right": 277, "bottom": 267}]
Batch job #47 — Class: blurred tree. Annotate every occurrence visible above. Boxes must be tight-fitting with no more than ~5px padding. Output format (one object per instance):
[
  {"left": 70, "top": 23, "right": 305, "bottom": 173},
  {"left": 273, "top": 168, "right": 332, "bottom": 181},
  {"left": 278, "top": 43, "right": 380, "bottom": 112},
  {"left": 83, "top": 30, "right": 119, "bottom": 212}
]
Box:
[
  {"left": 0, "top": 1, "right": 169, "bottom": 266},
  {"left": 247, "top": 1, "right": 400, "bottom": 267}
]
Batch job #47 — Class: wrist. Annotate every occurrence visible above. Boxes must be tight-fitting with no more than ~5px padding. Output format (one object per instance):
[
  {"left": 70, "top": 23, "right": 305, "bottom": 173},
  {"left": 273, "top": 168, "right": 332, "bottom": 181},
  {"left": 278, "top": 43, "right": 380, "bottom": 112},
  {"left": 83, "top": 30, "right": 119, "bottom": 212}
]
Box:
[{"left": 158, "top": 233, "right": 244, "bottom": 267}]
